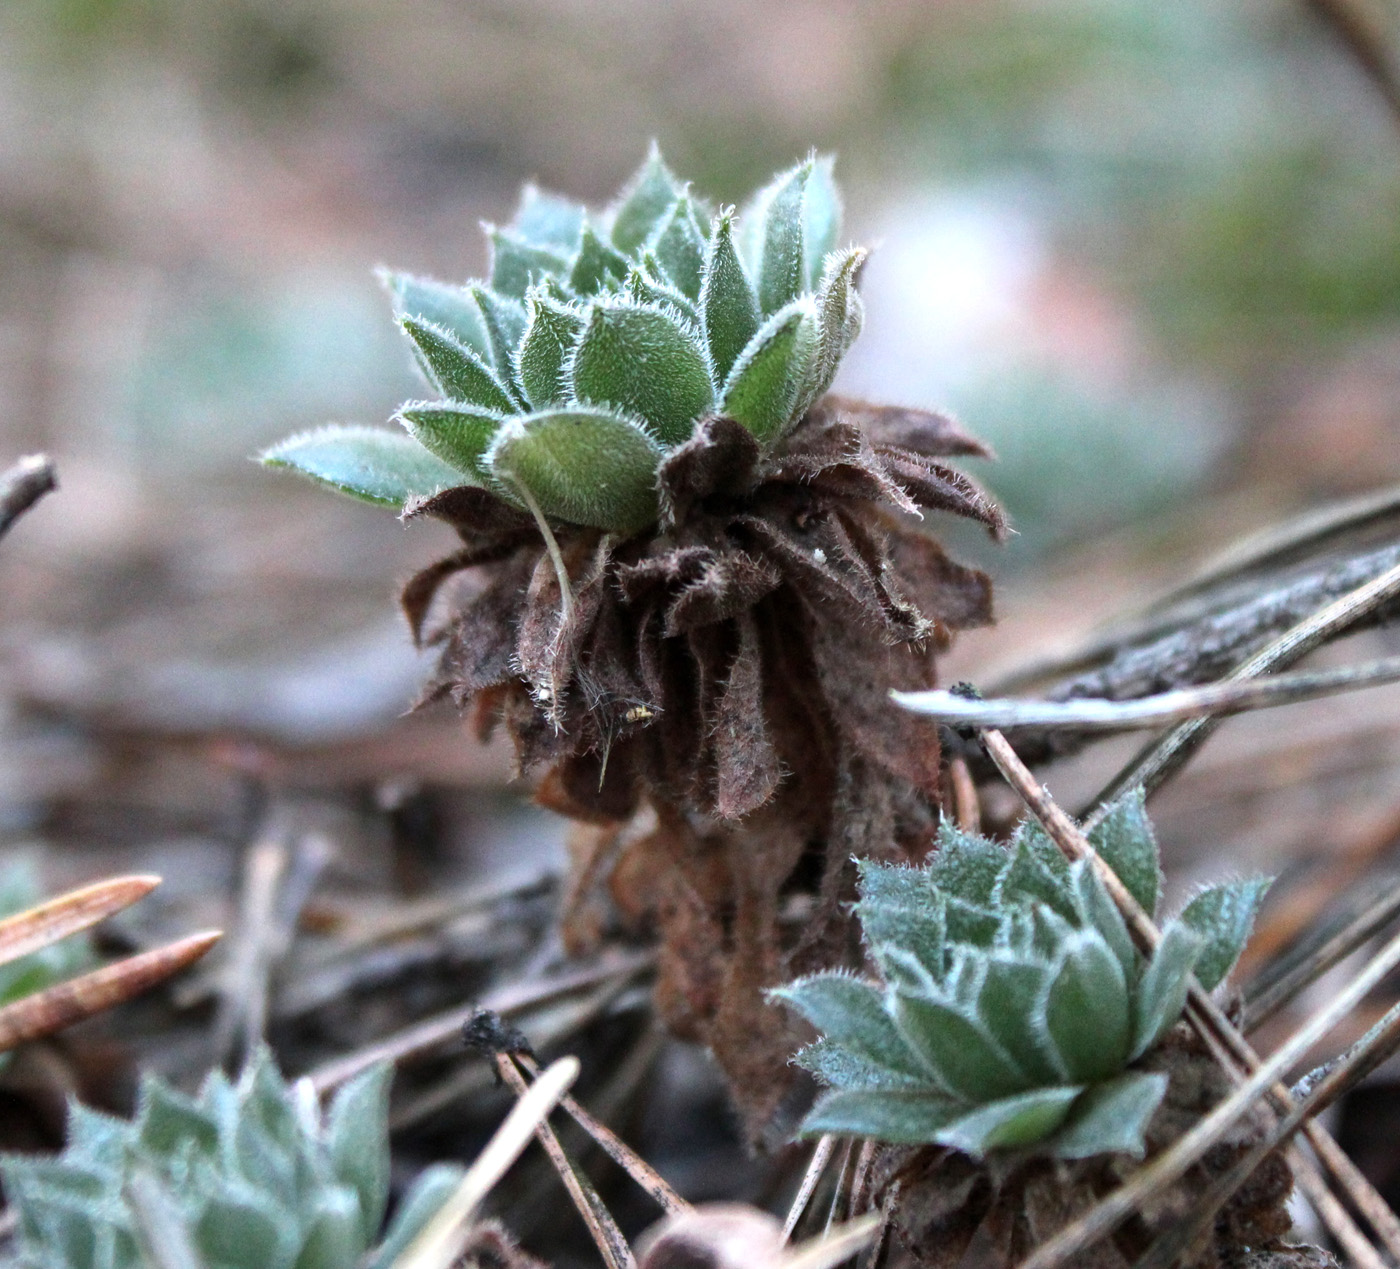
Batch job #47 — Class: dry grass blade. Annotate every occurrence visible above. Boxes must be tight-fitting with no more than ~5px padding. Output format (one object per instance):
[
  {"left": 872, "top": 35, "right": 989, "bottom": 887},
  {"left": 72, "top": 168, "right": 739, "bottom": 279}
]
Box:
[
  {"left": 780, "top": 1214, "right": 881, "bottom": 1269},
  {"left": 1082, "top": 557, "right": 1400, "bottom": 826},
  {"left": 1019, "top": 919, "right": 1400, "bottom": 1269},
  {"left": 0, "top": 930, "right": 222, "bottom": 1051},
  {"left": 1133, "top": 995, "right": 1400, "bottom": 1269},
  {"left": 783, "top": 1136, "right": 838, "bottom": 1243},
  {"left": 895, "top": 654, "right": 1400, "bottom": 730},
  {"left": 980, "top": 730, "right": 1400, "bottom": 1268},
  {"left": 389, "top": 1055, "right": 580, "bottom": 1269},
  {"left": 494, "top": 1054, "right": 634, "bottom": 1269},
  {"left": 308, "top": 949, "right": 653, "bottom": 1093},
  {"left": 1245, "top": 881, "right": 1400, "bottom": 1029},
  {"left": 0, "top": 454, "right": 57, "bottom": 542},
  {"left": 0, "top": 873, "right": 161, "bottom": 968},
  {"left": 513, "top": 1051, "right": 688, "bottom": 1216}
]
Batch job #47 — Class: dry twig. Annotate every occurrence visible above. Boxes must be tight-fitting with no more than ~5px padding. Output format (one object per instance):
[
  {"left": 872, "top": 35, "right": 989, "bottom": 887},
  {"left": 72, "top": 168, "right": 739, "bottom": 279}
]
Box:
[{"left": 0, "top": 873, "right": 159, "bottom": 967}]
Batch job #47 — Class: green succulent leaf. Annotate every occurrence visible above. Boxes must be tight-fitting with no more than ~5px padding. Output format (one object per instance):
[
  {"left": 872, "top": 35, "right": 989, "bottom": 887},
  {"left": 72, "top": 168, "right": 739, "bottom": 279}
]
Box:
[
  {"left": 295, "top": 1189, "right": 363, "bottom": 1269},
  {"left": 396, "top": 403, "right": 502, "bottom": 482},
  {"left": 855, "top": 863, "right": 945, "bottom": 982},
  {"left": 398, "top": 316, "right": 516, "bottom": 412},
  {"left": 488, "top": 227, "right": 569, "bottom": 300},
  {"left": 364, "top": 1164, "right": 465, "bottom": 1269},
  {"left": 719, "top": 298, "right": 817, "bottom": 442},
  {"left": 892, "top": 990, "right": 1030, "bottom": 1101},
  {"left": 468, "top": 287, "right": 529, "bottom": 397},
  {"left": 609, "top": 144, "right": 682, "bottom": 254},
  {"left": 931, "top": 825, "right": 1008, "bottom": 908},
  {"left": 1089, "top": 788, "right": 1163, "bottom": 917},
  {"left": 934, "top": 1085, "right": 1082, "bottom": 1158},
  {"left": 799, "top": 1089, "right": 962, "bottom": 1144},
  {"left": 944, "top": 897, "right": 1002, "bottom": 949},
  {"left": 976, "top": 956, "right": 1062, "bottom": 1086},
  {"left": 746, "top": 157, "right": 811, "bottom": 316},
  {"left": 1041, "top": 929, "right": 1132, "bottom": 1083},
  {"left": 509, "top": 184, "right": 586, "bottom": 250},
  {"left": 516, "top": 294, "right": 584, "bottom": 408},
  {"left": 136, "top": 1079, "right": 219, "bottom": 1159},
  {"left": 1070, "top": 861, "right": 1136, "bottom": 979},
  {"left": 772, "top": 973, "right": 927, "bottom": 1080},
  {"left": 570, "top": 222, "right": 631, "bottom": 297},
  {"left": 194, "top": 1192, "right": 291, "bottom": 1269},
  {"left": 803, "top": 245, "right": 866, "bottom": 413},
  {"left": 802, "top": 155, "right": 842, "bottom": 290},
  {"left": 1130, "top": 920, "right": 1204, "bottom": 1060},
  {"left": 486, "top": 406, "right": 662, "bottom": 534},
  {"left": 379, "top": 271, "right": 493, "bottom": 363},
  {"left": 648, "top": 196, "right": 707, "bottom": 300},
  {"left": 325, "top": 1064, "right": 393, "bottom": 1247},
  {"left": 626, "top": 260, "right": 700, "bottom": 324},
  {"left": 793, "top": 1039, "right": 927, "bottom": 1093},
  {"left": 260, "top": 427, "right": 464, "bottom": 508},
  {"left": 1047, "top": 1071, "right": 1169, "bottom": 1160},
  {"left": 567, "top": 300, "right": 714, "bottom": 446},
  {"left": 998, "top": 829, "right": 1076, "bottom": 923},
  {"left": 1179, "top": 877, "right": 1271, "bottom": 991},
  {"left": 700, "top": 209, "right": 761, "bottom": 385}
]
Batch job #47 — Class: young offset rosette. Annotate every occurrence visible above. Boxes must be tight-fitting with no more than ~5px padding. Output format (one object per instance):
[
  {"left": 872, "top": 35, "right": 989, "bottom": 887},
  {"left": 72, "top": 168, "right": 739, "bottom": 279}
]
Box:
[
  {"left": 261, "top": 146, "right": 863, "bottom": 537},
  {"left": 773, "top": 791, "right": 1269, "bottom": 1159}
]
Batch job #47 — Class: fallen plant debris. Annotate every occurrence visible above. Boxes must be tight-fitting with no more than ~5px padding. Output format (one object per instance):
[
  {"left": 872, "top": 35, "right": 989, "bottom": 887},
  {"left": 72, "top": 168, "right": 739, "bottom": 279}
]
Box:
[{"left": 262, "top": 149, "right": 1002, "bottom": 1129}]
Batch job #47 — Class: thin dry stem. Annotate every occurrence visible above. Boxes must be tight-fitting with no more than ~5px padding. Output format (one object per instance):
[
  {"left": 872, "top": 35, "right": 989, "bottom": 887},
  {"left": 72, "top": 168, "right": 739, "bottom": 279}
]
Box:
[
  {"left": 948, "top": 756, "right": 981, "bottom": 833},
  {"left": 980, "top": 729, "right": 1400, "bottom": 1269},
  {"left": 783, "top": 1136, "right": 838, "bottom": 1244},
  {"left": 494, "top": 1054, "right": 634, "bottom": 1269},
  {"left": 0, "top": 931, "right": 222, "bottom": 1052},
  {"left": 0, "top": 874, "right": 160, "bottom": 968},
  {"left": 513, "top": 1051, "right": 688, "bottom": 1216}
]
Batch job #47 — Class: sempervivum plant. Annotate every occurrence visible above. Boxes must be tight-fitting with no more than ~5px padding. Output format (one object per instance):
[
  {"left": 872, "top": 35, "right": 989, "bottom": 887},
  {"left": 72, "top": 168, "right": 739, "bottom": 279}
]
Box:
[
  {"left": 0, "top": 1051, "right": 461, "bottom": 1269},
  {"left": 775, "top": 792, "right": 1268, "bottom": 1154},
  {"left": 776, "top": 794, "right": 1284, "bottom": 1269},
  {"left": 261, "top": 149, "right": 1003, "bottom": 1131}
]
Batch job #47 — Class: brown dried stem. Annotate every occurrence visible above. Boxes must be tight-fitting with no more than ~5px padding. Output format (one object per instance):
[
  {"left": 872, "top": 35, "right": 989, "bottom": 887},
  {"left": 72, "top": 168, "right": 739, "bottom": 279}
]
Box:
[
  {"left": 783, "top": 1136, "right": 839, "bottom": 1244},
  {"left": 494, "top": 1053, "right": 635, "bottom": 1269},
  {"left": 979, "top": 729, "right": 1400, "bottom": 1269},
  {"left": 0, "top": 930, "right": 222, "bottom": 1051},
  {"left": 513, "top": 1051, "right": 688, "bottom": 1216},
  {"left": 0, "top": 873, "right": 160, "bottom": 968}
]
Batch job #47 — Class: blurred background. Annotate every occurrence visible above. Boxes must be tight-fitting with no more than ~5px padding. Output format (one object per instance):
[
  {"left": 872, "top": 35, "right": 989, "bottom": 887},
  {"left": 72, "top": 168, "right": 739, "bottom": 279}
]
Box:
[{"left": 6, "top": 0, "right": 1400, "bottom": 1249}]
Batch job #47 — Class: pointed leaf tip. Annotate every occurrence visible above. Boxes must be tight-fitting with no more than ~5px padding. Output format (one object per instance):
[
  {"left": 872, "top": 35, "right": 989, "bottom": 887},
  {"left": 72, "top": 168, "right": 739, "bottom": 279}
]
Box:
[
  {"left": 260, "top": 427, "right": 463, "bottom": 508},
  {"left": 399, "top": 316, "right": 516, "bottom": 413},
  {"left": 609, "top": 145, "right": 682, "bottom": 254},
  {"left": 1179, "top": 877, "right": 1271, "bottom": 991},
  {"left": 720, "top": 298, "right": 817, "bottom": 443}
]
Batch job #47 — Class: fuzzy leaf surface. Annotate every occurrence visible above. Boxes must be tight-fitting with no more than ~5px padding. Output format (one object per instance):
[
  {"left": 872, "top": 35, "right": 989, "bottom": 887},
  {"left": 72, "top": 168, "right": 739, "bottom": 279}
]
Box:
[
  {"left": 794, "top": 1039, "right": 926, "bottom": 1092},
  {"left": 487, "top": 407, "right": 662, "bottom": 534},
  {"left": 1089, "top": 789, "right": 1162, "bottom": 917},
  {"left": 261, "top": 427, "right": 463, "bottom": 507},
  {"left": 570, "top": 222, "right": 631, "bottom": 296},
  {"left": 976, "top": 956, "right": 1061, "bottom": 1085},
  {"left": 892, "top": 992, "right": 1029, "bottom": 1101},
  {"left": 516, "top": 295, "right": 583, "bottom": 408},
  {"left": 1071, "top": 861, "right": 1135, "bottom": 979},
  {"left": 719, "top": 299, "right": 816, "bottom": 442},
  {"left": 325, "top": 1064, "right": 392, "bottom": 1247},
  {"left": 610, "top": 146, "right": 681, "bottom": 253},
  {"left": 1047, "top": 1071, "right": 1169, "bottom": 1160},
  {"left": 1179, "top": 877, "right": 1271, "bottom": 991},
  {"left": 364, "top": 1164, "right": 464, "bottom": 1269},
  {"left": 488, "top": 228, "right": 569, "bottom": 300},
  {"left": 380, "top": 272, "right": 492, "bottom": 363},
  {"left": 510, "top": 185, "right": 586, "bottom": 249},
  {"left": 998, "top": 830, "right": 1075, "bottom": 923},
  {"left": 700, "top": 211, "right": 760, "bottom": 385},
  {"left": 931, "top": 826, "right": 1008, "bottom": 907},
  {"left": 568, "top": 301, "right": 713, "bottom": 445},
  {"left": 649, "top": 197, "right": 707, "bottom": 300},
  {"left": 1130, "top": 920, "right": 1203, "bottom": 1059},
  {"left": 397, "top": 403, "right": 502, "bottom": 482},
  {"left": 1042, "top": 930, "right": 1132, "bottom": 1083},
  {"left": 751, "top": 158, "right": 810, "bottom": 316},
  {"left": 468, "top": 288, "right": 528, "bottom": 395},
  {"left": 934, "top": 1085, "right": 1082, "bottom": 1158},
  {"left": 626, "top": 262, "right": 699, "bottom": 324},
  {"left": 802, "top": 156, "right": 842, "bottom": 287},
  {"left": 772, "top": 973, "right": 927, "bottom": 1080},
  {"left": 399, "top": 317, "right": 515, "bottom": 412},
  {"left": 807, "top": 247, "right": 865, "bottom": 407},
  {"left": 799, "top": 1089, "right": 961, "bottom": 1144}
]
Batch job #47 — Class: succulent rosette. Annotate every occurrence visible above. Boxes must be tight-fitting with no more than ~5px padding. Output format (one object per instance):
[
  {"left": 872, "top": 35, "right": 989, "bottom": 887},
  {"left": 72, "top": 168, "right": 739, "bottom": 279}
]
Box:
[
  {"left": 262, "top": 149, "right": 1004, "bottom": 1129},
  {"left": 774, "top": 791, "right": 1269, "bottom": 1157}
]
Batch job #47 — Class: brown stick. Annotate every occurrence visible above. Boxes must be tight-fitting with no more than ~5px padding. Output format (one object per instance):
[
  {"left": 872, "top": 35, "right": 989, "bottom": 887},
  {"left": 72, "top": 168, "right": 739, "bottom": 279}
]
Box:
[
  {"left": 493, "top": 1054, "right": 634, "bottom": 1269},
  {"left": 0, "top": 454, "right": 56, "bottom": 542},
  {"left": 0, "top": 874, "right": 160, "bottom": 968},
  {"left": 980, "top": 729, "right": 1400, "bottom": 1268},
  {"left": 0, "top": 931, "right": 221, "bottom": 1051}
]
